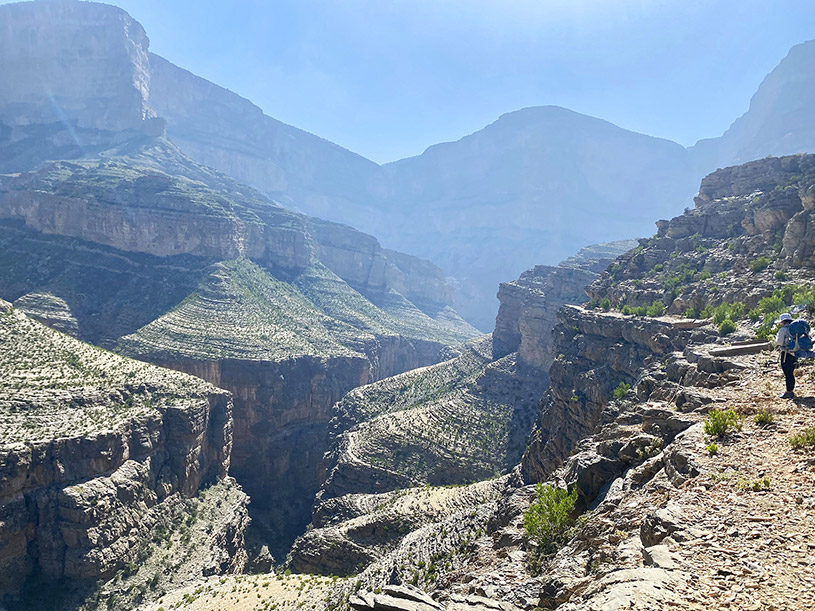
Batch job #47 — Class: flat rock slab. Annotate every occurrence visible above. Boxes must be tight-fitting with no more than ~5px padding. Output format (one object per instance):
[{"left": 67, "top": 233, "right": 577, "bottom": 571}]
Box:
[
  {"left": 350, "top": 592, "right": 441, "bottom": 611},
  {"left": 671, "top": 318, "right": 711, "bottom": 330},
  {"left": 709, "top": 342, "right": 772, "bottom": 357},
  {"left": 383, "top": 585, "right": 443, "bottom": 609}
]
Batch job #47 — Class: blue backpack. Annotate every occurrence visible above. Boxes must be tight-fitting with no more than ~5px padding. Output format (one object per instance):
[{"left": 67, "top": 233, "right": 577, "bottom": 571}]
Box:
[{"left": 787, "top": 319, "right": 813, "bottom": 353}]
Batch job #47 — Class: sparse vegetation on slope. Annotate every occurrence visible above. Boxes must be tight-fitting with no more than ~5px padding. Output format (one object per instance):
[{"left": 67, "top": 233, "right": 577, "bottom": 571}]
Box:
[
  {"left": 0, "top": 301, "right": 218, "bottom": 443},
  {"left": 323, "top": 336, "right": 543, "bottom": 497},
  {"left": 117, "top": 259, "right": 362, "bottom": 362}
]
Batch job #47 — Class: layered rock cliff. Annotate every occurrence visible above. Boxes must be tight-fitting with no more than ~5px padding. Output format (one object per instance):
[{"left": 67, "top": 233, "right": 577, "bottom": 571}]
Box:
[
  {"left": 0, "top": 299, "right": 241, "bottom": 599},
  {"left": 0, "top": 132, "right": 476, "bottom": 569},
  {"left": 493, "top": 240, "right": 638, "bottom": 369}
]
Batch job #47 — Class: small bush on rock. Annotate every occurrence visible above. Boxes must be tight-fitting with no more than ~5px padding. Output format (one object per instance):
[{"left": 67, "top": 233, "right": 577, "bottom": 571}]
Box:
[
  {"left": 753, "top": 409, "right": 774, "bottom": 426},
  {"left": 737, "top": 476, "right": 771, "bottom": 492},
  {"left": 704, "top": 408, "right": 743, "bottom": 438},
  {"left": 718, "top": 319, "right": 736, "bottom": 335},
  {"left": 790, "top": 425, "right": 815, "bottom": 449},
  {"left": 646, "top": 300, "right": 666, "bottom": 317},
  {"left": 613, "top": 382, "right": 631, "bottom": 400},
  {"left": 749, "top": 256, "right": 771, "bottom": 272},
  {"left": 524, "top": 484, "right": 578, "bottom": 557}
]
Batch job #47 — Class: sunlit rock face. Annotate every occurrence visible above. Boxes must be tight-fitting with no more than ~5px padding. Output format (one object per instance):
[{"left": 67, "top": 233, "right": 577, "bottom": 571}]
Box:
[
  {"left": 0, "top": 1, "right": 153, "bottom": 131},
  {"left": 493, "top": 241, "right": 638, "bottom": 370}
]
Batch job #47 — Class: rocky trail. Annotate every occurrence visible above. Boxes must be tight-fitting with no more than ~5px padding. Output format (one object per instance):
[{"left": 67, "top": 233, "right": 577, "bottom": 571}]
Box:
[
  {"left": 450, "top": 349, "right": 815, "bottom": 611},
  {"left": 665, "top": 356, "right": 815, "bottom": 610}
]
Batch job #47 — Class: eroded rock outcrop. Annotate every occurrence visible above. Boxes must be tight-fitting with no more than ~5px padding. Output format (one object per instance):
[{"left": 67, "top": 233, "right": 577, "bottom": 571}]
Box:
[
  {"left": 493, "top": 241, "right": 637, "bottom": 369},
  {"left": 0, "top": 301, "right": 239, "bottom": 596}
]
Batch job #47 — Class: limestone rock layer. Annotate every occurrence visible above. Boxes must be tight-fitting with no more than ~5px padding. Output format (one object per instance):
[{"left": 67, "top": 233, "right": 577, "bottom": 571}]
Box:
[{"left": 0, "top": 302, "right": 234, "bottom": 595}]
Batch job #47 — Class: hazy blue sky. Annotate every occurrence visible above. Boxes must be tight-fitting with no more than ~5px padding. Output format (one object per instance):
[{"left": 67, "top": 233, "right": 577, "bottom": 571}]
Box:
[{"left": 12, "top": 0, "right": 815, "bottom": 163}]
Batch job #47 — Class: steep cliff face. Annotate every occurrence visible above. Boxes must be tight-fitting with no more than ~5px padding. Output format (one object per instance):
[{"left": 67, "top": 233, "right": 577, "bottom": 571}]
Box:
[
  {"left": 0, "top": 300, "right": 238, "bottom": 596},
  {"left": 692, "top": 39, "right": 815, "bottom": 171},
  {"left": 521, "top": 307, "right": 714, "bottom": 482},
  {"left": 146, "top": 53, "right": 387, "bottom": 231},
  {"left": 493, "top": 240, "right": 638, "bottom": 369},
  {"left": 0, "top": 1, "right": 152, "bottom": 131}
]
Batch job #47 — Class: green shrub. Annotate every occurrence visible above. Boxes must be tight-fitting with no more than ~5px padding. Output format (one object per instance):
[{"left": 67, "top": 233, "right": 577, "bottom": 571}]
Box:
[
  {"left": 756, "top": 321, "right": 776, "bottom": 341},
  {"left": 790, "top": 425, "right": 815, "bottom": 449},
  {"left": 620, "top": 305, "right": 632, "bottom": 315},
  {"left": 599, "top": 297, "right": 611, "bottom": 311},
  {"left": 704, "top": 408, "right": 743, "bottom": 438},
  {"left": 699, "top": 270, "right": 712, "bottom": 281},
  {"left": 700, "top": 305, "right": 714, "bottom": 319},
  {"left": 737, "top": 476, "right": 771, "bottom": 492},
  {"left": 646, "top": 300, "right": 666, "bottom": 317},
  {"left": 651, "top": 263, "right": 663, "bottom": 273},
  {"left": 729, "top": 302, "right": 745, "bottom": 319},
  {"left": 613, "top": 382, "right": 631, "bottom": 400},
  {"left": 713, "top": 302, "right": 745, "bottom": 325},
  {"left": 750, "top": 256, "right": 771, "bottom": 272},
  {"left": 775, "top": 271, "right": 789, "bottom": 281},
  {"left": 706, "top": 443, "right": 719, "bottom": 455},
  {"left": 792, "top": 286, "right": 815, "bottom": 315},
  {"left": 758, "top": 295, "right": 783, "bottom": 314},
  {"left": 753, "top": 409, "right": 774, "bottom": 426},
  {"left": 718, "top": 319, "right": 736, "bottom": 335},
  {"left": 683, "top": 307, "right": 698, "bottom": 319},
  {"left": 523, "top": 484, "right": 578, "bottom": 555}
]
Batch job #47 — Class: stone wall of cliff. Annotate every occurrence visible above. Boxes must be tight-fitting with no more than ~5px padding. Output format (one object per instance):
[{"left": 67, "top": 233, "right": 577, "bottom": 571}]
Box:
[
  {"left": 0, "top": 1, "right": 152, "bottom": 131},
  {"left": 493, "top": 241, "right": 638, "bottom": 370},
  {"left": 0, "top": 303, "right": 239, "bottom": 596}
]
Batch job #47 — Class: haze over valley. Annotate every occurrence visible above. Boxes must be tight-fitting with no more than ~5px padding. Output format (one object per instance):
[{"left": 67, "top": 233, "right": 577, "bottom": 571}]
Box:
[{"left": 2, "top": 2, "right": 815, "bottom": 610}]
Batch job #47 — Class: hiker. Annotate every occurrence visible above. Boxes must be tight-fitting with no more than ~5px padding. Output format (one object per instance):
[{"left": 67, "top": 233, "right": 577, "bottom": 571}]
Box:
[
  {"left": 775, "top": 314, "right": 797, "bottom": 398},
  {"left": 774, "top": 313, "right": 815, "bottom": 397}
]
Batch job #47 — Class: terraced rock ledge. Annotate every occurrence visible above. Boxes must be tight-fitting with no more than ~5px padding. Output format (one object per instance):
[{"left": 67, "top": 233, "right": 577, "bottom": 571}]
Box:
[{"left": 0, "top": 299, "right": 243, "bottom": 601}]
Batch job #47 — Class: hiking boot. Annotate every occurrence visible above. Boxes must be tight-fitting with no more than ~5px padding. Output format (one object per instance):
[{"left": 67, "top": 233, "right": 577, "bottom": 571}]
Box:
[{"left": 781, "top": 391, "right": 796, "bottom": 399}]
